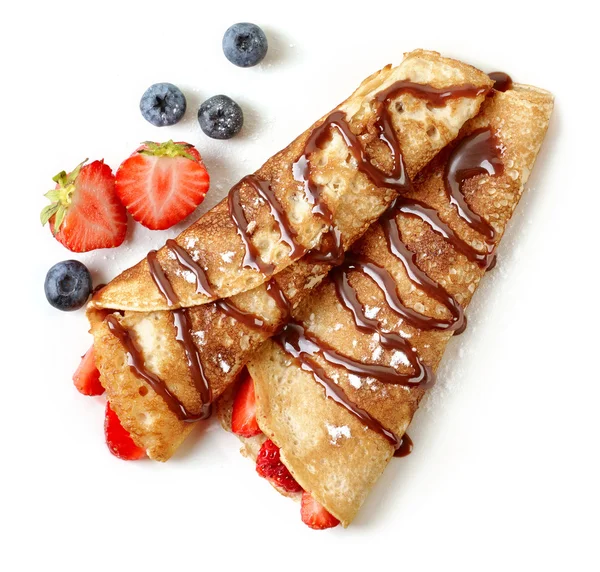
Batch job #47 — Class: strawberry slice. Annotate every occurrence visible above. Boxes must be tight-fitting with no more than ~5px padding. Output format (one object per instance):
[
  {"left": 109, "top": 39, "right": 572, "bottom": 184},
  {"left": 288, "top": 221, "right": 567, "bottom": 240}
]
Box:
[
  {"left": 231, "top": 371, "right": 262, "bottom": 437},
  {"left": 73, "top": 346, "right": 104, "bottom": 396},
  {"left": 104, "top": 402, "right": 146, "bottom": 460},
  {"left": 300, "top": 491, "right": 340, "bottom": 530},
  {"left": 256, "top": 439, "right": 302, "bottom": 493},
  {"left": 41, "top": 159, "right": 127, "bottom": 252},
  {"left": 115, "top": 140, "right": 210, "bottom": 230}
]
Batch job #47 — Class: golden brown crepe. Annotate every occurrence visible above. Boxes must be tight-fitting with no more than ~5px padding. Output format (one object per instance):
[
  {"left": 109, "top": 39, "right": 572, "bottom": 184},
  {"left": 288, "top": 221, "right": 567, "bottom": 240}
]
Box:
[
  {"left": 222, "top": 83, "right": 553, "bottom": 526},
  {"left": 88, "top": 50, "right": 493, "bottom": 461}
]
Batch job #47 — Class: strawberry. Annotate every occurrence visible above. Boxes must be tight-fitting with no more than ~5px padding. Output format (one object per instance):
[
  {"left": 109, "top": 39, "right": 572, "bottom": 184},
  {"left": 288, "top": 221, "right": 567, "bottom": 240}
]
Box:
[
  {"left": 256, "top": 439, "right": 302, "bottom": 493},
  {"left": 73, "top": 346, "right": 104, "bottom": 396},
  {"left": 40, "top": 159, "right": 127, "bottom": 252},
  {"left": 115, "top": 140, "right": 210, "bottom": 230},
  {"left": 300, "top": 491, "right": 340, "bottom": 530},
  {"left": 231, "top": 371, "right": 262, "bottom": 437},
  {"left": 104, "top": 402, "right": 146, "bottom": 461}
]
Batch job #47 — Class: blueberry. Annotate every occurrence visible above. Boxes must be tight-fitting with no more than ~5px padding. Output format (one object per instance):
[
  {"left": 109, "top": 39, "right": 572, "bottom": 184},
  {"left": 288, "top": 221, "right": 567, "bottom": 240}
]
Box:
[
  {"left": 140, "top": 83, "right": 186, "bottom": 127},
  {"left": 45, "top": 260, "right": 92, "bottom": 311},
  {"left": 223, "top": 23, "right": 268, "bottom": 68},
  {"left": 198, "top": 95, "right": 244, "bottom": 139}
]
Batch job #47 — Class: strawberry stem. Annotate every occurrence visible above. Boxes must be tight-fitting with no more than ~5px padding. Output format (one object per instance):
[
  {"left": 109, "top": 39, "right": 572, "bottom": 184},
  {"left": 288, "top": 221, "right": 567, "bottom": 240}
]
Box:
[
  {"left": 138, "top": 140, "right": 196, "bottom": 161},
  {"left": 40, "top": 159, "right": 88, "bottom": 232}
]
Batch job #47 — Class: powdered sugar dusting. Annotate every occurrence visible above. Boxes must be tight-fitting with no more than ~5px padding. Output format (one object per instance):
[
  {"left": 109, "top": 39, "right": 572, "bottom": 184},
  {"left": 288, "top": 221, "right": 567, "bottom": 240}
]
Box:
[
  {"left": 326, "top": 423, "right": 351, "bottom": 445},
  {"left": 181, "top": 270, "right": 196, "bottom": 284},
  {"left": 391, "top": 350, "right": 410, "bottom": 368},
  {"left": 194, "top": 331, "right": 206, "bottom": 346},
  {"left": 185, "top": 237, "right": 198, "bottom": 250},
  {"left": 365, "top": 306, "right": 380, "bottom": 319},
  {"left": 221, "top": 251, "right": 235, "bottom": 263}
]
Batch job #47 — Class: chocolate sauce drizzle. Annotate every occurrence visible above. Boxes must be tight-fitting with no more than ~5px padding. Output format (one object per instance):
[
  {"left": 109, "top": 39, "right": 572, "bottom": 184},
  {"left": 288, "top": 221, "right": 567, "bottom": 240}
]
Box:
[
  {"left": 106, "top": 314, "right": 210, "bottom": 421},
  {"left": 172, "top": 308, "right": 212, "bottom": 420},
  {"left": 245, "top": 175, "right": 304, "bottom": 260},
  {"left": 335, "top": 253, "right": 464, "bottom": 334},
  {"left": 488, "top": 72, "right": 513, "bottom": 93},
  {"left": 106, "top": 250, "right": 213, "bottom": 421},
  {"left": 281, "top": 320, "right": 430, "bottom": 387},
  {"left": 371, "top": 81, "right": 488, "bottom": 182},
  {"left": 336, "top": 127, "right": 504, "bottom": 345},
  {"left": 227, "top": 80, "right": 489, "bottom": 275},
  {"left": 227, "top": 181, "right": 271, "bottom": 274},
  {"left": 330, "top": 263, "right": 433, "bottom": 384},
  {"left": 215, "top": 298, "right": 269, "bottom": 331},
  {"left": 292, "top": 108, "right": 410, "bottom": 265},
  {"left": 166, "top": 239, "right": 215, "bottom": 298},
  {"left": 387, "top": 196, "right": 492, "bottom": 268},
  {"left": 276, "top": 101, "right": 505, "bottom": 452},
  {"left": 265, "top": 279, "right": 292, "bottom": 321},
  {"left": 228, "top": 176, "right": 297, "bottom": 274},
  {"left": 119, "top": 247, "right": 295, "bottom": 421},
  {"left": 394, "top": 433, "right": 413, "bottom": 457},
  {"left": 379, "top": 205, "right": 467, "bottom": 333},
  {"left": 110, "top": 78, "right": 502, "bottom": 436},
  {"left": 276, "top": 321, "right": 401, "bottom": 448},
  {"left": 444, "top": 128, "right": 503, "bottom": 249},
  {"left": 216, "top": 278, "right": 291, "bottom": 334},
  {"left": 273, "top": 308, "right": 432, "bottom": 449},
  {"left": 147, "top": 250, "right": 179, "bottom": 306}
]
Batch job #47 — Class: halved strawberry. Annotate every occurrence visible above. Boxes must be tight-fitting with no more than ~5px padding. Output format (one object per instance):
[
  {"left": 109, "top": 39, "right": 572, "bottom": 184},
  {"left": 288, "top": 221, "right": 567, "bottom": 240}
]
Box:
[
  {"left": 231, "top": 371, "right": 262, "bottom": 437},
  {"left": 73, "top": 346, "right": 104, "bottom": 396},
  {"left": 256, "top": 439, "right": 302, "bottom": 493},
  {"left": 104, "top": 402, "right": 146, "bottom": 460},
  {"left": 115, "top": 140, "right": 210, "bottom": 230},
  {"left": 300, "top": 491, "right": 340, "bottom": 530},
  {"left": 40, "top": 160, "right": 127, "bottom": 252}
]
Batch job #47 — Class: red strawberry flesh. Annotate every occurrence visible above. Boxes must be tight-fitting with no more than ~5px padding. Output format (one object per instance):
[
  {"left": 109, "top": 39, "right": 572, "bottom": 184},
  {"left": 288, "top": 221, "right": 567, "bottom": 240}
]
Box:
[
  {"left": 231, "top": 372, "right": 262, "bottom": 437},
  {"left": 43, "top": 160, "right": 127, "bottom": 253},
  {"left": 300, "top": 491, "right": 340, "bottom": 530},
  {"left": 256, "top": 439, "right": 302, "bottom": 493},
  {"left": 73, "top": 346, "right": 104, "bottom": 396},
  {"left": 115, "top": 141, "right": 209, "bottom": 230},
  {"left": 104, "top": 402, "right": 146, "bottom": 461}
]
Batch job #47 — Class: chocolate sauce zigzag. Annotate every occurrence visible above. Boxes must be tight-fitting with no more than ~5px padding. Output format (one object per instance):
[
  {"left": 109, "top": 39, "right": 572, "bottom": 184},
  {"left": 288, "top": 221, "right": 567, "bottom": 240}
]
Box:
[
  {"left": 88, "top": 50, "right": 493, "bottom": 461},
  {"left": 102, "top": 82, "right": 490, "bottom": 427},
  {"left": 236, "top": 82, "right": 553, "bottom": 526},
  {"left": 268, "top": 125, "right": 504, "bottom": 452}
]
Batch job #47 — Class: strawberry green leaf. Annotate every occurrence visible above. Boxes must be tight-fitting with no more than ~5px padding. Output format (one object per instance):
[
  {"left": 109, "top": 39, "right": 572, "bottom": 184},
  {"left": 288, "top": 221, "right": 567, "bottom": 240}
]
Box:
[
  {"left": 139, "top": 140, "right": 196, "bottom": 161},
  {"left": 52, "top": 170, "right": 68, "bottom": 185},
  {"left": 44, "top": 189, "right": 62, "bottom": 201},
  {"left": 43, "top": 159, "right": 88, "bottom": 231},
  {"left": 53, "top": 205, "right": 67, "bottom": 234},
  {"left": 40, "top": 203, "right": 60, "bottom": 226},
  {"left": 141, "top": 141, "right": 161, "bottom": 153},
  {"left": 65, "top": 159, "right": 88, "bottom": 185}
]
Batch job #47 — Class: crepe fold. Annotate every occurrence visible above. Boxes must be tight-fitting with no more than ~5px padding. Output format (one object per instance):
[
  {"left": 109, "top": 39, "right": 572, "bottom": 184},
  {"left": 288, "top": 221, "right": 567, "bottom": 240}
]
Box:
[
  {"left": 223, "top": 84, "right": 553, "bottom": 526},
  {"left": 88, "top": 49, "right": 493, "bottom": 462}
]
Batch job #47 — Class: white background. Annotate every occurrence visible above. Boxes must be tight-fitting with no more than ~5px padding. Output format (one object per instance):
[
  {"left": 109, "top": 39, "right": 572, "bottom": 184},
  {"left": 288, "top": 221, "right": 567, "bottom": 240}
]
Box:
[{"left": 1, "top": 1, "right": 598, "bottom": 570}]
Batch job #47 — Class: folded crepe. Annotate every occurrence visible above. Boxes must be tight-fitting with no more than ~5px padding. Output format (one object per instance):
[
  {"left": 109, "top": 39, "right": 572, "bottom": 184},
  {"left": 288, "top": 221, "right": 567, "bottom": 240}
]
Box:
[
  {"left": 220, "top": 83, "right": 554, "bottom": 526},
  {"left": 88, "top": 49, "right": 493, "bottom": 461}
]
